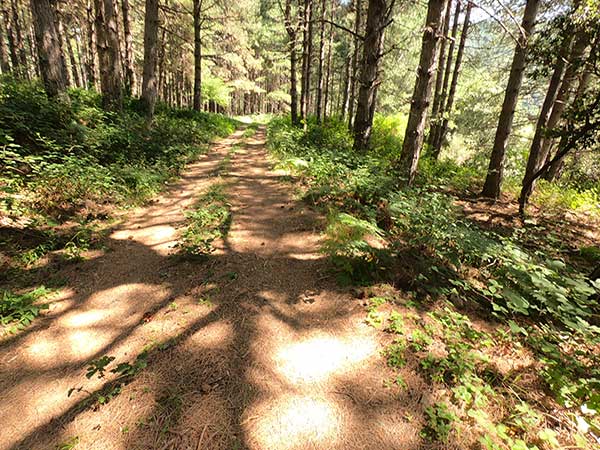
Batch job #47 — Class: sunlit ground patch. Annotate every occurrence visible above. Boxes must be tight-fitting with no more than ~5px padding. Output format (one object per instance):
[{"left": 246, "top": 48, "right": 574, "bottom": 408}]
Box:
[
  {"left": 248, "top": 395, "right": 342, "bottom": 449},
  {"left": 274, "top": 333, "right": 376, "bottom": 384}
]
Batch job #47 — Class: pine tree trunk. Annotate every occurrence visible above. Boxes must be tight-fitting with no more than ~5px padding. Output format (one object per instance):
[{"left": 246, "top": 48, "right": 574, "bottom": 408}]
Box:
[
  {"left": 0, "top": 11, "right": 10, "bottom": 73},
  {"left": 347, "top": 0, "right": 362, "bottom": 128},
  {"left": 31, "top": 0, "right": 69, "bottom": 98},
  {"left": 323, "top": 1, "right": 334, "bottom": 117},
  {"left": 122, "top": 0, "right": 135, "bottom": 96},
  {"left": 140, "top": 0, "right": 159, "bottom": 119},
  {"left": 95, "top": 0, "right": 123, "bottom": 110},
  {"left": 300, "top": 0, "right": 313, "bottom": 121},
  {"left": 340, "top": 56, "right": 351, "bottom": 118},
  {"left": 10, "top": 0, "right": 27, "bottom": 77},
  {"left": 283, "top": 0, "right": 299, "bottom": 123},
  {"left": 86, "top": 0, "right": 97, "bottom": 89},
  {"left": 399, "top": 0, "right": 448, "bottom": 184},
  {"left": 432, "top": 0, "right": 471, "bottom": 157},
  {"left": 518, "top": 33, "right": 574, "bottom": 208},
  {"left": 193, "top": 0, "right": 203, "bottom": 111},
  {"left": 352, "top": 0, "right": 391, "bottom": 151},
  {"left": 427, "top": 0, "right": 452, "bottom": 149},
  {"left": 481, "top": 0, "right": 540, "bottom": 198},
  {"left": 430, "top": 0, "right": 460, "bottom": 152},
  {"left": 535, "top": 30, "right": 589, "bottom": 171},
  {"left": 54, "top": 7, "right": 71, "bottom": 87},
  {"left": 75, "top": 27, "right": 87, "bottom": 86},
  {"left": 2, "top": 1, "right": 19, "bottom": 75},
  {"left": 315, "top": 0, "right": 327, "bottom": 121},
  {"left": 543, "top": 63, "right": 592, "bottom": 182},
  {"left": 65, "top": 26, "right": 82, "bottom": 87}
]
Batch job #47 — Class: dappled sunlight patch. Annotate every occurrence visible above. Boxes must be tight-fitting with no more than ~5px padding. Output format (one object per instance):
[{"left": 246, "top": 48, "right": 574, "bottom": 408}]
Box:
[
  {"left": 247, "top": 395, "right": 342, "bottom": 449},
  {"left": 186, "top": 320, "right": 233, "bottom": 348},
  {"left": 61, "top": 308, "right": 111, "bottom": 328},
  {"left": 274, "top": 333, "right": 376, "bottom": 384},
  {"left": 67, "top": 328, "right": 112, "bottom": 358}
]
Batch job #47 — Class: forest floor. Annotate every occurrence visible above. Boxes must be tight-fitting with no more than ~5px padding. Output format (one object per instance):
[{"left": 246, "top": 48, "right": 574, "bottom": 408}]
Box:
[{"left": 0, "top": 127, "right": 420, "bottom": 450}]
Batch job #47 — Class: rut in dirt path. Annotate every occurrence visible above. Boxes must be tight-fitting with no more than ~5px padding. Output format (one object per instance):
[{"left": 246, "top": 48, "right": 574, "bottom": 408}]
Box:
[{"left": 1, "top": 127, "right": 420, "bottom": 450}]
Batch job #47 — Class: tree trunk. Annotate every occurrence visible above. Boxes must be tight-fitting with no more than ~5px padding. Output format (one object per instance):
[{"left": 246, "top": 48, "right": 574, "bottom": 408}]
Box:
[
  {"left": 0, "top": 11, "right": 10, "bottom": 73},
  {"left": 427, "top": 0, "right": 453, "bottom": 149},
  {"left": 3, "top": 1, "right": 19, "bottom": 75},
  {"left": 518, "top": 33, "right": 574, "bottom": 207},
  {"left": 431, "top": 0, "right": 471, "bottom": 157},
  {"left": 315, "top": 0, "right": 327, "bottom": 121},
  {"left": 140, "top": 0, "right": 159, "bottom": 119},
  {"left": 95, "top": 0, "right": 123, "bottom": 110},
  {"left": 535, "top": 29, "right": 589, "bottom": 172},
  {"left": 284, "top": 0, "right": 299, "bottom": 123},
  {"left": 543, "top": 63, "right": 592, "bottom": 183},
  {"left": 347, "top": 0, "right": 362, "bottom": 129},
  {"left": 323, "top": 0, "right": 335, "bottom": 117},
  {"left": 122, "top": 0, "right": 135, "bottom": 96},
  {"left": 66, "top": 28, "right": 82, "bottom": 87},
  {"left": 54, "top": 6, "right": 71, "bottom": 87},
  {"left": 10, "top": 0, "right": 27, "bottom": 77},
  {"left": 398, "top": 0, "right": 448, "bottom": 184},
  {"left": 430, "top": 0, "right": 460, "bottom": 152},
  {"left": 481, "top": 0, "right": 540, "bottom": 199},
  {"left": 86, "top": 0, "right": 97, "bottom": 89},
  {"left": 75, "top": 27, "right": 87, "bottom": 86},
  {"left": 28, "top": 18, "right": 40, "bottom": 78},
  {"left": 300, "top": 0, "right": 313, "bottom": 121},
  {"left": 340, "top": 56, "right": 351, "bottom": 119},
  {"left": 193, "top": 0, "right": 202, "bottom": 111},
  {"left": 30, "top": 0, "right": 69, "bottom": 98},
  {"left": 352, "top": 0, "right": 392, "bottom": 151}
]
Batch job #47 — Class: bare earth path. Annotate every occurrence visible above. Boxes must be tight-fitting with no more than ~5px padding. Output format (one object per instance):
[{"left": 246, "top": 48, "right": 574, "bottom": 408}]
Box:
[{"left": 0, "top": 128, "right": 419, "bottom": 450}]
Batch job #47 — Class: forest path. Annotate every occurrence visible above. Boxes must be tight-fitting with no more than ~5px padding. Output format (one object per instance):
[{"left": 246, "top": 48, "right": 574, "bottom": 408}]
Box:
[{"left": 1, "top": 127, "right": 417, "bottom": 450}]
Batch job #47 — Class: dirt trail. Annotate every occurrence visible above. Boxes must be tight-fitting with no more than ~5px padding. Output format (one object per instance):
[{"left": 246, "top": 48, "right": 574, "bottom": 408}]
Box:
[{"left": 0, "top": 127, "right": 419, "bottom": 450}]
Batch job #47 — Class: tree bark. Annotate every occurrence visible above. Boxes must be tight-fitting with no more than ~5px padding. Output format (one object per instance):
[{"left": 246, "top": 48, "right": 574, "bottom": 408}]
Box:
[
  {"left": 398, "top": 0, "right": 448, "bottom": 184},
  {"left": 543, "top": 63, "right": 592, "bottom": 182},
  {"left": 2, "top": 0, "right": 19, "bottom": 75},
  {"left": 517, "top": 32, "right": 574, "bottom": 207},
  {"left": 65, "top": 26, "right": 82, "bottom": 87},
  {"left": 86, "top": 0, "right": 97, "bottom": 89},
  {"left": 431, "top": 0, "right": 471, "bottom": 157},
  {"left": 481, "top": 0, "right": 540, "bottom": 199},
  {"left": 10, "top": 0, "right": 27, "bottom": 77},
  {"left": 315, "top": 0, "right": 327, "bottom": 122},
  {"left": 30, "top": 0, "right": 69, "bottom": 98},
  {"left": 427, "top": 0, "right": 453, "bottom": 149},
  {"left": 54, "top": 6, "right": 71, "bottom": 87},
  {"left": 323, "top": 0, "right": 335, "bottom": 117},
  {"left": 352, "top": 0, "right": 393, "bottom": 151},
  {"left": 0, "top": 10, "right": 10, "bottom": 73},
  {"left": 122, "top": 0, "right": 135, "bottom": 95},
  {"left": 193, "top": 0, "right": 202, "bottom": 110},
  {"left": 300, "top": 0, "right": 313, "bottom": 121},
  {"left": 284, "top": 0, "right": 299, "bottom": 124},
  {"left": 95, "top": 0, "right": 123, "bottom": 110},
  {"left": 347, "top": 0, "right": 362, "bottom": 129},
  {"left": 140, "top": 0, "right": 159, "bottom": 119}
]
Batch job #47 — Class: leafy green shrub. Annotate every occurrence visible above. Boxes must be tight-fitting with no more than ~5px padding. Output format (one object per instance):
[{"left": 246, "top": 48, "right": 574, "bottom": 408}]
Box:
[
  {"left": 178, "top": 183, "right": 231, "bottom": 256},
  {"left": 321, "top": 212, "right": 388, "bottom": 283},
  {"left": 0, "top": 286, "right": 50, "bottom": 332},
  {"left": 0, "top": 79, "right": 238, "bottom": 219},
  {"left": 423, "top": 402, "right": 457, "bottom": 442}
]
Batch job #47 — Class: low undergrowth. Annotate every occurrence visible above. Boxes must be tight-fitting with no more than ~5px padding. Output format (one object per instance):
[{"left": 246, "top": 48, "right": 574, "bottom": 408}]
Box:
[
  {"left": 0, "top": 286, "right": 51, "bottom": 333},
  {"left": 0, "top": 79, "right": 237, "bottom": 310},
  {"left": 177, "top": 183, "right": 232, "bottom": 257},
  {"left": 266, "top": 116, "right": 600, "bottom": 449}
]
